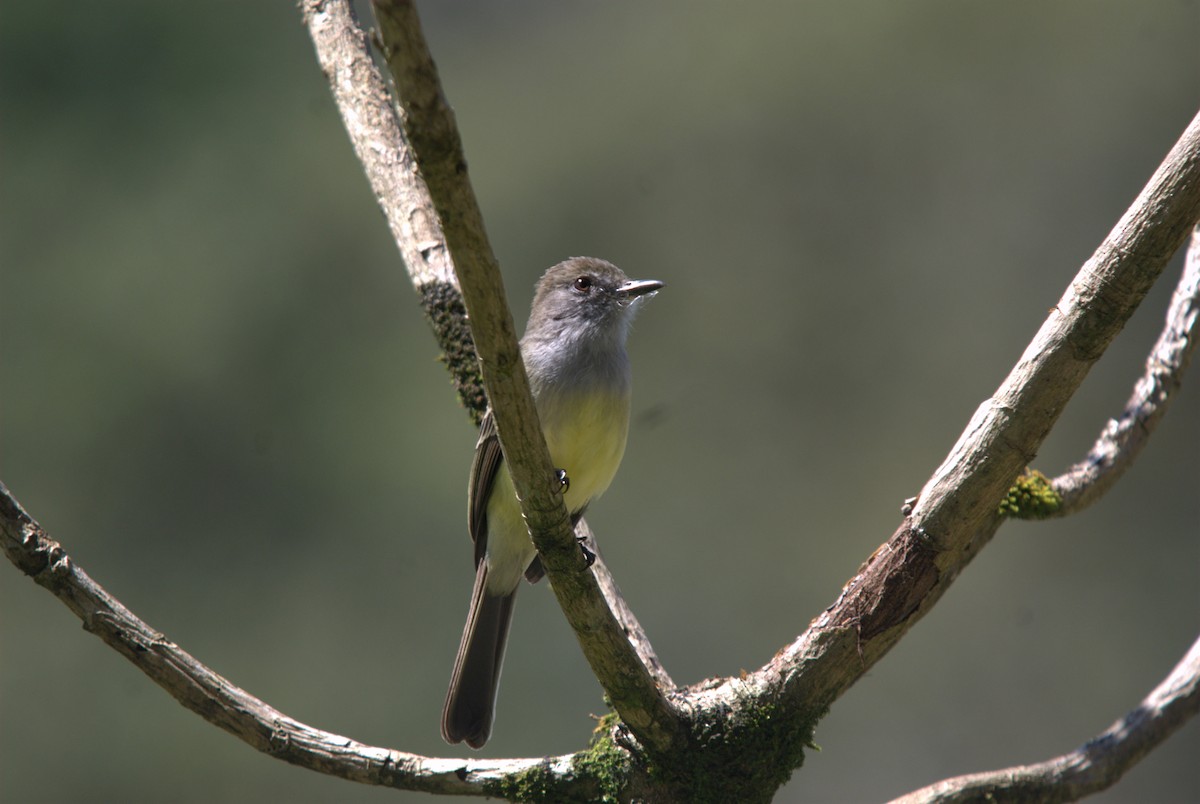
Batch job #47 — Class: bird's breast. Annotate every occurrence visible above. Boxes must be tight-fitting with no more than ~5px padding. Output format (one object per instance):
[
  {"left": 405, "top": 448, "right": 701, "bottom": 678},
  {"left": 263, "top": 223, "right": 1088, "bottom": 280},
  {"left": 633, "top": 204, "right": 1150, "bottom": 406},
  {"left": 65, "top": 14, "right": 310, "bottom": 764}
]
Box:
[{"left": 537, "top": 389, "right": 631, "bottom": 512}]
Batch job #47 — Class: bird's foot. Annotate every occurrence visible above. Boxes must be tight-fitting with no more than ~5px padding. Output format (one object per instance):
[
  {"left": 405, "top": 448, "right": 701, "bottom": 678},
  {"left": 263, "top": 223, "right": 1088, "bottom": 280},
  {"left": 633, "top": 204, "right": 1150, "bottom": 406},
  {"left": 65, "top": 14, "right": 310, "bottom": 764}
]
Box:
[{"left": 576, "top": 535, "right": 596, "bottom": 568}]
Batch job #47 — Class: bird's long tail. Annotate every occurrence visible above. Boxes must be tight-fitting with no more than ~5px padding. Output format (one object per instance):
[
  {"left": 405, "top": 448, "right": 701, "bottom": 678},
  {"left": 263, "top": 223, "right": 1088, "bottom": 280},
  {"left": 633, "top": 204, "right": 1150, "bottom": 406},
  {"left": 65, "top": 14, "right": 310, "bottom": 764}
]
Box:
[{"left": 441, "top": 561, "right": 516, "bottom": 749}]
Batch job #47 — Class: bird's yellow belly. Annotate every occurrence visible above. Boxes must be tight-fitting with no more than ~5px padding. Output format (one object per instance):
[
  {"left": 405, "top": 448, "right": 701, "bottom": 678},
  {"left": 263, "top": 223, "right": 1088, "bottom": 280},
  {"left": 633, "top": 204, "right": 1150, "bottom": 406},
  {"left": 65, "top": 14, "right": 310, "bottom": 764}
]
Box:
[
  {"left": 541, "top": 390, "right": 631, "bottom": 513},
  {"left": 483, "top": 389, "right": 631, "bottom": 593}
]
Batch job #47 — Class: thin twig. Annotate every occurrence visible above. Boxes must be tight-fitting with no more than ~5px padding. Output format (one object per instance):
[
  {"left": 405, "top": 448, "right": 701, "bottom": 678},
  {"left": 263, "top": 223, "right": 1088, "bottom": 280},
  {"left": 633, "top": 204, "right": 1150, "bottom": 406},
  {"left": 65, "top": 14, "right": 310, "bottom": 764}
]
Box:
[
  {"left": 889, "top": 633, "right": 1200, "bottom": 804},
  {"left": 308, "top": 0, "right": 671, "bottom": 688},
  {"left": 1048, "top": 223, "right": 1200, "bottom": 515},
  {"left": 578, "top": 520, "right": 675, "bottom": 689}
]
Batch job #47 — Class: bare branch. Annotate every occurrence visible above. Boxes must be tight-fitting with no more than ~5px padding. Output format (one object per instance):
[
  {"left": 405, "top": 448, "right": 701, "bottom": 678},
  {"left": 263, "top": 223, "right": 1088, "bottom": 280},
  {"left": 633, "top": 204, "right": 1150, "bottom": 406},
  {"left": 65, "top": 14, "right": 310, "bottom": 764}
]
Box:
[
  {"left": 338, "top": 0, "right": 663, "bottom": 688},
  {"left": 889, "top": 633, "right": 1200, "bottom": 804},
  {"left": 301, "top": 0, "right": 452, "bottom": 290},
  {"left": 301, "top": 0, "right": 482, "bottom": 417},
  {"left": 727, "top": 108, "right": 1200, "bottom": 731},
  {"left": 0, "top": 482, "right": 588, "bottom": 797},
  {"left": 909, "top": 109, "right": 1200, "bottom": 544},
  {"left": 1047, "top": 223, "right": 1200, "bottom": 515}
]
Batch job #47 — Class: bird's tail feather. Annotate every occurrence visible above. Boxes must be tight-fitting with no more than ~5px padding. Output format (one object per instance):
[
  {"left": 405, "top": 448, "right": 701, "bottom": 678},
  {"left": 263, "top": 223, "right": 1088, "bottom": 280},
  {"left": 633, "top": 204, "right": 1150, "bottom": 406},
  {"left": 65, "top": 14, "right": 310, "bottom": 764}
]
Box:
[{"left": 441, "top": 562, "right": 516, "bottom": 749}]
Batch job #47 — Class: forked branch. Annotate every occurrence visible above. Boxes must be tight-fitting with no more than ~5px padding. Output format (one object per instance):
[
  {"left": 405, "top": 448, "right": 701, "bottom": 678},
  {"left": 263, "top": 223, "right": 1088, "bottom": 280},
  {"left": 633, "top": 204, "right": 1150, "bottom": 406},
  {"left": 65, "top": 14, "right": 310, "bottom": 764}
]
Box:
[{"left": 1048, "top": 224, "right": 1200, "bottom": 515}]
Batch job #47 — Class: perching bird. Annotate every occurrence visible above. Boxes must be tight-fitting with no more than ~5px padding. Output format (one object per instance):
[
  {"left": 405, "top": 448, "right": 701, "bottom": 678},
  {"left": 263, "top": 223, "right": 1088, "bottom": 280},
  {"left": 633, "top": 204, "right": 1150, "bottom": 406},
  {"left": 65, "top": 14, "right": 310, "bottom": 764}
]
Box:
[{"left": 441, "top": 257, "right": 662, "bottom": 749}]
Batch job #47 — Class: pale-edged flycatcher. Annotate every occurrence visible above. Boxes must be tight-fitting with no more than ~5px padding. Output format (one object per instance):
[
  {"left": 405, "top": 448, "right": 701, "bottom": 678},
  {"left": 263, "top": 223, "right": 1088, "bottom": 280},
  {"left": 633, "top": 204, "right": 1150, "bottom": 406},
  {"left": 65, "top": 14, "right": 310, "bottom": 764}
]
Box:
[{"left": 441, "top": 257, "right": 662, "bottom": 748}]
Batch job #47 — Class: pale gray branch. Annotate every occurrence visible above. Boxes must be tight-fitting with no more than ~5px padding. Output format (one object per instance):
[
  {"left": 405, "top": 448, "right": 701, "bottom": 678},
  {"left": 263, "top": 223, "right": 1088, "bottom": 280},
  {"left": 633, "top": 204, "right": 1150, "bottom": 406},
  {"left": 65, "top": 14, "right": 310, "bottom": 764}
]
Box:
[
  {"left": 302, "top": 0, "right": 452, "bottom": 290},
  {"left": 1048, "top": 223, "right": 1200, "bottom": 515},
  {"left": 302, "top": 0, "right": 479, "bottom": 415},
  {"left": 0, "top": 482, "right": 579, "bottom": 797},
  {"left": 889, "top": 632, "right": 1200, "bottom": 804}
]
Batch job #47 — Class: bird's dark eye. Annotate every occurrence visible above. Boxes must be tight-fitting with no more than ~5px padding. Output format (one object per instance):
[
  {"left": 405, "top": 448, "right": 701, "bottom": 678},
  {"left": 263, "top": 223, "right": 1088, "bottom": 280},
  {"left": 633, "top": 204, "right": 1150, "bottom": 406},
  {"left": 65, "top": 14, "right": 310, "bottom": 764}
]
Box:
[{"left": 573, "top": 276, "right": 592, "bottom": 292}]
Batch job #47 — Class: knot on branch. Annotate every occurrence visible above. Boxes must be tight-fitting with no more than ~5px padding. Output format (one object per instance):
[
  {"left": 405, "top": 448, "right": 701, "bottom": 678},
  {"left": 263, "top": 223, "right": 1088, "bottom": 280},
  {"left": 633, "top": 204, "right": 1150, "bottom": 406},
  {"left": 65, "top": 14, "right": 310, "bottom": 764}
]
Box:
[
  {"left": 16, "top": 525, "right": 68, "bottom": 580},
  {"left": 845, "top": 525, "right": 941, "bottom": 642}
]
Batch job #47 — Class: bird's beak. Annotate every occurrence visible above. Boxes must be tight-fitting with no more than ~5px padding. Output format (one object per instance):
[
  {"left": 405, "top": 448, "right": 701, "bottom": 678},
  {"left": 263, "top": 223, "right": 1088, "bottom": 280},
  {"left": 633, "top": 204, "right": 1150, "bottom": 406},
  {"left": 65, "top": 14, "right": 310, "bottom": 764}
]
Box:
[{"left": 617, "top": 279, "right": 664, "bottom": 301}]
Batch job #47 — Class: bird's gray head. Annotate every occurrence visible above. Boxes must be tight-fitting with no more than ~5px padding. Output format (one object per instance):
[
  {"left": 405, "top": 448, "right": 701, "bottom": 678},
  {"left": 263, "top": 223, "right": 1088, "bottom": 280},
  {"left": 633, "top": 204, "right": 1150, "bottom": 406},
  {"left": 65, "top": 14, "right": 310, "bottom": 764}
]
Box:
[{"left": 524, "top": 257, "right": 663, "bottom": 348}]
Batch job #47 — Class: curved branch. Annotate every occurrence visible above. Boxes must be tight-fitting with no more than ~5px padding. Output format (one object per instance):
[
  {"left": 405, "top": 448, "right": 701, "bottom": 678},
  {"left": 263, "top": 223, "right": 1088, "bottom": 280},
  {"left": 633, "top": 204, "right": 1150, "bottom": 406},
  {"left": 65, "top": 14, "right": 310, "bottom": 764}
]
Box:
[
  {"left": 889, "top": 633, "right": 1200, "bottom": 804},
  {"left": 1048, "top": 223, "right": 1200, "bottom": 515},
  {"left": 0, "top": 482, "right": 582, "bottom": 797}
]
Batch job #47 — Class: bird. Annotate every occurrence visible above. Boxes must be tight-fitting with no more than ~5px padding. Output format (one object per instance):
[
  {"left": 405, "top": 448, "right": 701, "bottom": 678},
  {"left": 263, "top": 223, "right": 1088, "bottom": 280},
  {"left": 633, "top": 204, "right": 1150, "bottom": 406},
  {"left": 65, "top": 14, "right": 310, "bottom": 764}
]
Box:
[{"left": 441, "top": 256, "right": 662, "bottom": 749}]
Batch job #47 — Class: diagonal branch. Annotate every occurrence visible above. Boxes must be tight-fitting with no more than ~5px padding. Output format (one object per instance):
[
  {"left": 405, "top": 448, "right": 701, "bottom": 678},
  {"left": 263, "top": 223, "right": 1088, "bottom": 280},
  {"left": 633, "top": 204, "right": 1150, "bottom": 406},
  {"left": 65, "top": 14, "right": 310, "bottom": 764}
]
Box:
[
  {"left": 728, "top": 107, "right": 1200, "bottom": 731},
  {"left": 308, "top": 0, "right": 681, "bottom": 749},
  {"left": 0, "top": 482, "right": 583, "bottom": 797},
  {"left": 889, "top": 632, "right": 1200, "bottom": 804},
  {"left": 301, "top": 0, "right": 477, "bottom": 416},
  {"left": 367, "top": 0, "right": 682, "bottom": 751},
  {"left": 908, "top": 108, "right": 1200, "bottom": 547},
  {"left": 1047, "top": 223, "right": 1200, "bottom": 515},
  {"left": 304, "top": 0, "right": 672, "bottom": 698}
]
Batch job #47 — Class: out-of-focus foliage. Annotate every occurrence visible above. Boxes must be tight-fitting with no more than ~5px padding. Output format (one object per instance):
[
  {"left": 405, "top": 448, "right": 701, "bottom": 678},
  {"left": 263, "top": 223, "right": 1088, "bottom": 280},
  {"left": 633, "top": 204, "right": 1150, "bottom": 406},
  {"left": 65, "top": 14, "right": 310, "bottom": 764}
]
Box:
[{"left": 2, "top": 2, "right": 1197, "bottom": 801}]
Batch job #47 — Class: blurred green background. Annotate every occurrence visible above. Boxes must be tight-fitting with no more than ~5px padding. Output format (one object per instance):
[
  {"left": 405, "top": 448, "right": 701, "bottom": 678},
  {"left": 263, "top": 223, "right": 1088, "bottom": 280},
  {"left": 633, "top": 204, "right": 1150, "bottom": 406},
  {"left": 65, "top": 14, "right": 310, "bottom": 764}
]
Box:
[{"left": 3, "top": 1, "right": 1198, "bottom": 801}]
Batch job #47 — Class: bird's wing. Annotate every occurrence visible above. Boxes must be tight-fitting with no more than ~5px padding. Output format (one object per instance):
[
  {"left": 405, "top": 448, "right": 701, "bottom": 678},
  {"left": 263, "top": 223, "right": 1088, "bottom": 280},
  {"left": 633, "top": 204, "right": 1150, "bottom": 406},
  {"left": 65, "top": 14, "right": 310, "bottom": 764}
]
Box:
[{"left": 467, "top": 408, "right": 503, "bottom": 568}]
